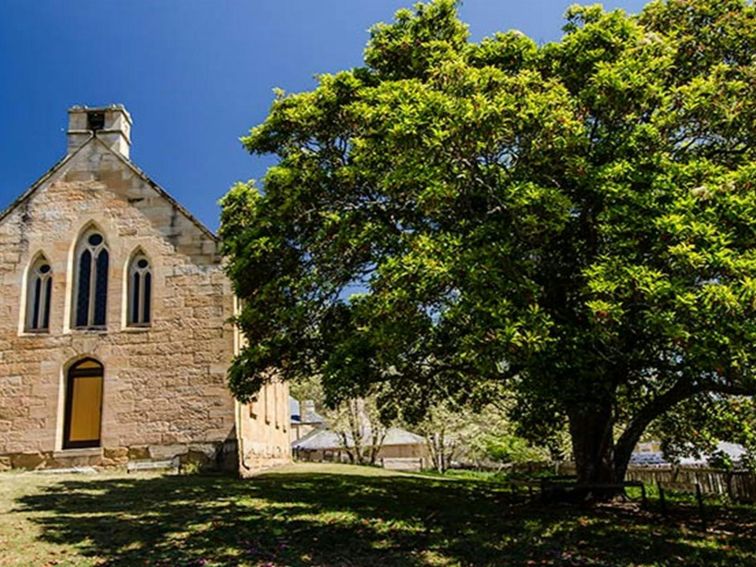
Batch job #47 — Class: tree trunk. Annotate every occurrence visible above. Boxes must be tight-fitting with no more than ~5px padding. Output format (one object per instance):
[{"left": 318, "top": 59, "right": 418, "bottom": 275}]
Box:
[
  {"left": 565, "top": 379, "right": 755, "bottom": 502},
  {"left": 613, "top": 426, "right": 643, "bottom": 485},
  {"left": 369, "top": 429, "right": 386, "bottom": 466},
  {"left": 568, "top": 401, "right": 617, "bottom": 487},
  {"left": 613, "top": 380, "right": 703, "bottom": 484},
  {"left": 425, "top": 431, "right": 447, "bottom": 473}
]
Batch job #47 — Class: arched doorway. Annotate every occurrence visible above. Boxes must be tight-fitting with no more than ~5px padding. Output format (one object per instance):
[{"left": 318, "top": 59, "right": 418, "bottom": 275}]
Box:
[{"left": 63, "top": 358, "right": 104, "bottom": 449}]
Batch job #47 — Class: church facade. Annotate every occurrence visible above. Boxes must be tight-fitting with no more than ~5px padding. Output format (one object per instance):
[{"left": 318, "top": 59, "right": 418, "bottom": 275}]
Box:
[{"left": 0, "top": 105, "right": 290, "bottom": 472}]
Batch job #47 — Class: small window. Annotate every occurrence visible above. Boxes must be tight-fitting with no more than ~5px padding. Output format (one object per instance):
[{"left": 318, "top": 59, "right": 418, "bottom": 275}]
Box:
[
  {"left": 127, "top": 254, "right": 152, "bottom": 326},
  {"left": 26, "top": 257, "right": 53, "bottom": 332},
  {"left": 74, "top": 229, "right": 109, "bottom": 329}
]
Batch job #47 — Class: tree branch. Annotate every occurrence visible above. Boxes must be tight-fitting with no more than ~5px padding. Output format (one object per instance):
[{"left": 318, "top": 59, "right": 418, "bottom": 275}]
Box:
[{"left": 614, "top": 377, "right": 756, "bottom": 477}]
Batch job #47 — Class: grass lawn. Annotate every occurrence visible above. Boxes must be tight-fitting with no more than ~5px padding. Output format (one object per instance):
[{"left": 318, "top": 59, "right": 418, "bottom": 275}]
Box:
[{"left": 0, "top": 463, "right": 754, "bottom": 566}]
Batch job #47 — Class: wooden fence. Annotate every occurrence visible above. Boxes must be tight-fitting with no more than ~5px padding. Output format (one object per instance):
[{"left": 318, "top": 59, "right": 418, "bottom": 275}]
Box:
[
  {"left": 493, "top": 461, "right": 756, "bottom": 503},
  {"left": 380, "top": 457, "right": 425, "bottom": 472},
  {"left": 625, "top": 466, "right": 756, "bottom": 502}
]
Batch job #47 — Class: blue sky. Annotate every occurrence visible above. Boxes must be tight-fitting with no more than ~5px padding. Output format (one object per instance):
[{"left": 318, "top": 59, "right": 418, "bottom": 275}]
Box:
[{"left": 0, "top": 0, "right": 648, "bottom": 231}]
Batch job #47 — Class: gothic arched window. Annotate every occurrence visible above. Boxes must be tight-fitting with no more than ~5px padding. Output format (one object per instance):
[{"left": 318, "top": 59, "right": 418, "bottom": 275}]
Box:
[
  {"left": 26, "top": 256, "right": 53, "bottom": 332},
  {"left": 74, "top": 230, "right": 109, "bottom": 329},
  {"left": 127, "top": 253, "right": 152, "bottom": 326}
]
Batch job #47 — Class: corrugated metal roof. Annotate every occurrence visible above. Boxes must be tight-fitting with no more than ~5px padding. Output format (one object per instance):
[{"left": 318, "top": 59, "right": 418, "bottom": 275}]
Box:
[{"left": 292, "top": 427, "right": 425, "bottom": 450}]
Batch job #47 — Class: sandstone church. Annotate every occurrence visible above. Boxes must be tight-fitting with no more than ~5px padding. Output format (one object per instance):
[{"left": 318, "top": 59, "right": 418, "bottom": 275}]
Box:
[{"left": 0, "top": 105, "right": 290, "bottom": 473}]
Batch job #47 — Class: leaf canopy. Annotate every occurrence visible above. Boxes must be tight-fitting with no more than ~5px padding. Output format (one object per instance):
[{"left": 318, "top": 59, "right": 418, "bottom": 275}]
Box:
[{"left": 221, "top": 0, "right": 756, "bottom": 470}]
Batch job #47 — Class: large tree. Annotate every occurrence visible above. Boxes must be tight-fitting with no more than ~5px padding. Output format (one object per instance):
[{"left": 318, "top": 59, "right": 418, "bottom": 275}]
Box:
[{"left": 220, "top": 0, "right": 756, "bottom": 487}]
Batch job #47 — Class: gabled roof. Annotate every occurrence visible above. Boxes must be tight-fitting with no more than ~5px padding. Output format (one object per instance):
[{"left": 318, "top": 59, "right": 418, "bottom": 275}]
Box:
[
  {"left": 0, "top": 135, "right": 218, "bottom": 241},
  {"left": 292, "top": 427, "right": 425, "bottom": 451}
]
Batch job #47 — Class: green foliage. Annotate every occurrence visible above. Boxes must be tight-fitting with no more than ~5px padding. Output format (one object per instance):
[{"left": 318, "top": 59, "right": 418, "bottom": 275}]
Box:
[
  {"left": 483, "top": 433, "right": 549, "bottom": 464},
  {"left": 221, "top": 0, "right": 756, "bottom": 484},
  {"left": 288, "top": 374, "right": 326, "bottom": 407},
  {"left": 649, "top": 394, "right": 756, "bottom": 470}
]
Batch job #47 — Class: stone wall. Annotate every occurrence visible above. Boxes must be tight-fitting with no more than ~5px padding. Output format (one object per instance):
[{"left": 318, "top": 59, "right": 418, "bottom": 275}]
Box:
[
  {"left": 0, "top": 136, "right": 288, "bottom": 472},
  {"left": 237, "top": 377, "right": 292, "bottom": 475}
]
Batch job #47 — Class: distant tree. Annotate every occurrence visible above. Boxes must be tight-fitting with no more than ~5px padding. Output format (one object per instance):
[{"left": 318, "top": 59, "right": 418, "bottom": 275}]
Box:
[
  {"left": 483, "top": 435, "right": 549, "bottom": 468},
  {"left": 413, "top": 400, "right": 477, "bottom": 473},
  {"left": 327, "top": 396, "right": 391, "bottom": 466},
  {"left": 289, "top": 375, "right": 325, "bottom": 408},
  {"left": 291, "top": 377, "right": 393, "bottom": 465},
  {"left": 412, "top": 395, "right": 553, "bottom": 473},
  {"left": 221, "top": 0, "right": 756, "bottom": 492}
]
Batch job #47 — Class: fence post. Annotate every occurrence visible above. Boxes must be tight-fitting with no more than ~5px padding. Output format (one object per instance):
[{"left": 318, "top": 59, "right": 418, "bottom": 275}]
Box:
[
  {"left": 658, "top": 482, "right": 667, "bottom": 516},
  {"left": 696, "top": 483, "right": 707, "bottom": 532}
]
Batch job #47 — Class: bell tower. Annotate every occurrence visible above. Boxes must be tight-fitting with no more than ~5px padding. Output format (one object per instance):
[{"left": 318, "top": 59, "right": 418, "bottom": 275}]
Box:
[{"left": 67, "top": 104, "right": 132, "bottom": 159}]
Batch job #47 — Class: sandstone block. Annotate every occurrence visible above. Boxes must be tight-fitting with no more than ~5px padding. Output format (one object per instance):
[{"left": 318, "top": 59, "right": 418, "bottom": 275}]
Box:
[
  {"left": 11, "top": 452, "right": 46, "bottom": 470},
  {"left": 103, "top": 446, "right": 128, "bottom": 460},
  {"left": 149, "top": 444, "right": 187, "bottom": 459},
  {"left": 127, "top": 446, "right": 150, "bottom": 460}
]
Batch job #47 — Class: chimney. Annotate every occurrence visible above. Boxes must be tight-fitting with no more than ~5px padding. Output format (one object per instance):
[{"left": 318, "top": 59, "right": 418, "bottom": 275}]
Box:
[{"left": 67, "top": 104, "right": 132, "bottom": 159}]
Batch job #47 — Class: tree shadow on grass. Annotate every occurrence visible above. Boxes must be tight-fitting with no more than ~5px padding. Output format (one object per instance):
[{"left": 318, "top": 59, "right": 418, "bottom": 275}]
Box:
[{"left": 15, "top": 469, "right": 756, "bottom": 566}]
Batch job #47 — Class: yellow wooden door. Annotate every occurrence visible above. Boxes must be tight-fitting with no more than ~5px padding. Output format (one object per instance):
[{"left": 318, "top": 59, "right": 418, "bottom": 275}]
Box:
[{"left": 68, "top": 376, "right": 102, "bottom": 443}]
